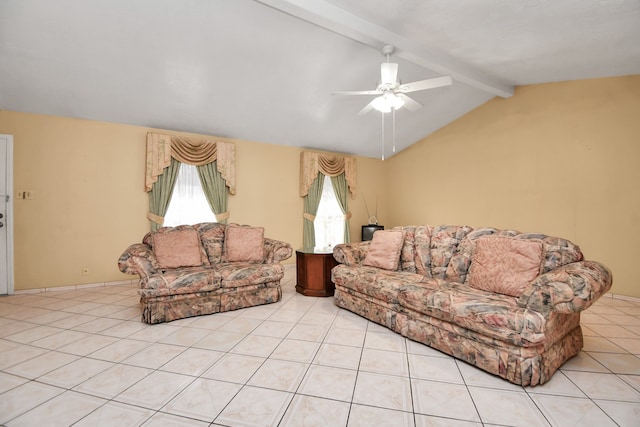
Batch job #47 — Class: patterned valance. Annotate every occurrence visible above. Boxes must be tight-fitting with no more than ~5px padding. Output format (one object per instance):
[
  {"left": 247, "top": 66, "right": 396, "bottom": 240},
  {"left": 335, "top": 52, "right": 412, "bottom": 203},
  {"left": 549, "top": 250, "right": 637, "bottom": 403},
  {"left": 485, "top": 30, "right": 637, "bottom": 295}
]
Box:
[
  {"left": 299, "top": 151, "right": 356, "bottom": 198},
  {"left": 145, "top": 133, "right": 236, "bottom": 194}
]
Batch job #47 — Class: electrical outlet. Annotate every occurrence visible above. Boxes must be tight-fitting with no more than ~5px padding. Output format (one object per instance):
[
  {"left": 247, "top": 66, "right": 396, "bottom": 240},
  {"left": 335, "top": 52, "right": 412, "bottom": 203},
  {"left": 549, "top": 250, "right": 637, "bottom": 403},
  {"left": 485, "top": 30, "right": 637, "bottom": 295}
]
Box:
[{"left": 82, "top": 267, "right": 90, "bottom": 276}]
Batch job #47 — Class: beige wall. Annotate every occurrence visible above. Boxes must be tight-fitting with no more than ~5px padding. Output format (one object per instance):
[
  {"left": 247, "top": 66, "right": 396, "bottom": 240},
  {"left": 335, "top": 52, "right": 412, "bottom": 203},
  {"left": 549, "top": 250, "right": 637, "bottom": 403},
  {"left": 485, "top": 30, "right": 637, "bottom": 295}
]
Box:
[
  {"left": 3, "top": 75, "right": 637, "bottom": 297},
  {"left": 0, "top": 111, "right": 385, "bottom": 290},
  {"left": 386, "top": 75, "right": 640, "bottom": 298}
]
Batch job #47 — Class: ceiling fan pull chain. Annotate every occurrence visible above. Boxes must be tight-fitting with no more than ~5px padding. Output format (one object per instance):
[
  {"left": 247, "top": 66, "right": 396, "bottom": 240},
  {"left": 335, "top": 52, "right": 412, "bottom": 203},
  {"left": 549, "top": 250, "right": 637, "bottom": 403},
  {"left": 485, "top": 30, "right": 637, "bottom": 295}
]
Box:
[
  {"left": 381, "top": 111, "right": 385, "bottom": 161},
  {"left": 392, "top": 108, "right": 396, "bottom": 153}
]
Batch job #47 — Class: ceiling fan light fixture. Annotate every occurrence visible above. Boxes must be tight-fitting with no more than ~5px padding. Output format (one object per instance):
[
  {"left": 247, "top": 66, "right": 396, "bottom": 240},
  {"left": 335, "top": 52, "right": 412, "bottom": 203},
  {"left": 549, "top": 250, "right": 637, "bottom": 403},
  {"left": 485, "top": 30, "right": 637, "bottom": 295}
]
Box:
[
  {"left": 372, "top": 92, "right": 404, "bottom": 113},
  {"left": 333, "top": 43, "right": 452, "bottom": 159}
]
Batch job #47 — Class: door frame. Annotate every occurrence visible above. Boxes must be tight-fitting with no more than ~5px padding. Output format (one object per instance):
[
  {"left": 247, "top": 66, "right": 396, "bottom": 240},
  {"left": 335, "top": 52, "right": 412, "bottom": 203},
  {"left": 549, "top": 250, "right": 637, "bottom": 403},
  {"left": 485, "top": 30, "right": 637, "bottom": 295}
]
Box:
[{"left": 1, "top": 134, "right": 14, "bottom": 295}]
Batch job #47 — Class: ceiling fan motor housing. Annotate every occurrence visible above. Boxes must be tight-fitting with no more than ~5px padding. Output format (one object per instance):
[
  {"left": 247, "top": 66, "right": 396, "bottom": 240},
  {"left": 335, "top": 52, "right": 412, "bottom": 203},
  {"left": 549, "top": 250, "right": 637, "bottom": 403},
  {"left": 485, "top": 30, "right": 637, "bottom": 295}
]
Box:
[{"left": 380, "top": 44, "right": 395, "bottom": 57}]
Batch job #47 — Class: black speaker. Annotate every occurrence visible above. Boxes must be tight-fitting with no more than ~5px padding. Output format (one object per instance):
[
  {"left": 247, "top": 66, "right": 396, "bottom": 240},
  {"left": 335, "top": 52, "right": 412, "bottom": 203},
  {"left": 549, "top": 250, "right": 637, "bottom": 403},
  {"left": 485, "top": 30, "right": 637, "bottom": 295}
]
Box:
[{"left": 362, "top": 225, "right": 384, "bottom": 241}]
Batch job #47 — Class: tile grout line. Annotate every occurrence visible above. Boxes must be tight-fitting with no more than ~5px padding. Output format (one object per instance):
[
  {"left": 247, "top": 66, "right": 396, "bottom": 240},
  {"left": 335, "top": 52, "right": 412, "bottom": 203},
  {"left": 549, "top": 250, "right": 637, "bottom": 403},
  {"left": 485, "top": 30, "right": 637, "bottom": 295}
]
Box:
[{"left": 1, "top": 271, "right": 639, "bottom": 426}]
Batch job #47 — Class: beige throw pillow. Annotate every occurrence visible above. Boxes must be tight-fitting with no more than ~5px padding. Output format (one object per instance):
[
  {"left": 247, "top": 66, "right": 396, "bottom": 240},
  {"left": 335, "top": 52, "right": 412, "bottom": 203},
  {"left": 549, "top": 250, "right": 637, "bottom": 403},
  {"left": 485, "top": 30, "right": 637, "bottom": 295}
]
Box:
[
  {"left": 362, "top": 230, "right": 404, "bottom": 271},
  {"left": 153, "top": 228, "right": 204, "bottom": 269},
  {"left": 223, "top": 225, "right": 265, "bottom": 263},
  {"left": 468, "top": 236, "right": 544, "bottom": 297}
]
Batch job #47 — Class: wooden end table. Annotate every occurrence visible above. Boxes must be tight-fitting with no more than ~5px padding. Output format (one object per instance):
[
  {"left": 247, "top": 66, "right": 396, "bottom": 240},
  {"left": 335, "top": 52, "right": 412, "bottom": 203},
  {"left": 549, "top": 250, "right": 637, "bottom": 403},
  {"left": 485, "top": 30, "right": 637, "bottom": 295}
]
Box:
[{"left": 295, "top": 248, "right": 338, "bottom": 297}]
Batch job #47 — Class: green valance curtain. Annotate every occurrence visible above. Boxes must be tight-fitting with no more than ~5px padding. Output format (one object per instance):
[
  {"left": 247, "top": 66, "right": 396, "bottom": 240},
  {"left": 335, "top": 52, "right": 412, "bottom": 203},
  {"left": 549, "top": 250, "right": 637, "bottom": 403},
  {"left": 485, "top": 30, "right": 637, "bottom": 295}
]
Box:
[
  {"left": 145, "top": 133, "right": 235, "bottom": 229},
  {"left": 299, "top": 151, "right": 356, "bottom": 198}
]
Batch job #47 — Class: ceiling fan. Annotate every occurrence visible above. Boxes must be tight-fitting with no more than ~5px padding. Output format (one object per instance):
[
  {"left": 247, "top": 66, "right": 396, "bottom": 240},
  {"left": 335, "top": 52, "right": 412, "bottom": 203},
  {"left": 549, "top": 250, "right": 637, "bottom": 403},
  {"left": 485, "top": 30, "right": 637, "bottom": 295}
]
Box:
[{"left": 333, "top": 44, "right": 452, "bottom": 115}]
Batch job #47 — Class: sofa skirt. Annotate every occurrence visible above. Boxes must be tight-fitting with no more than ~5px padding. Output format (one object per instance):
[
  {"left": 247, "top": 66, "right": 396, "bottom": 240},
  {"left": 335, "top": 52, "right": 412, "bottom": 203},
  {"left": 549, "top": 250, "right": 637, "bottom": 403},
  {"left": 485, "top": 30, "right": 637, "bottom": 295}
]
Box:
[
  {"left": 334, "top": 285, "right": 583, "bottom": 386},
  {"left": 140, "top": 282, "right": 282, "bottom": 324},
  {"left": 334, "top": 286, "right": 399, "bottom": 329},
  {"left": 395, "top": 311, "right": 583, "bottom": 386}
]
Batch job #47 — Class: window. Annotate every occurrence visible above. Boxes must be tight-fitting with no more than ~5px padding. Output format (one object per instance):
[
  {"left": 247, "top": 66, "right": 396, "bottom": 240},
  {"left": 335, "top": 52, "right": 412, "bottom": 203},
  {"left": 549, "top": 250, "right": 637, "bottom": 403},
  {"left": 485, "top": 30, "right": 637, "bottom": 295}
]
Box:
[
  {"left": 314, "top": 176, "right": 345, "bottom": 250},
  {"left": 163, "top": 164, "right": 217, "bottom": 227}
]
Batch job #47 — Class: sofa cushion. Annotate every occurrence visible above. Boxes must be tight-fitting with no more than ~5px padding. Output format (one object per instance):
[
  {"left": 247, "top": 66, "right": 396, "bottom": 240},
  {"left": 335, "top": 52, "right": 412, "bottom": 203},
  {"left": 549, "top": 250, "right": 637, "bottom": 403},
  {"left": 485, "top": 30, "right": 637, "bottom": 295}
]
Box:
[
  {"left": 140, "top": 267, "right": 221, "bottom": 297},
  {"left": 446, "top": 228, "right": 519, "bottom": 283},
  {"left": 413, "top": 225, "right": 433, "bottom": 278},
  {"left": 363, "top": 230, "right": 404, "bottom": 271},
  {"left": 153, "top": 228, "right": 204, "bottom": 269},
  {"left": 388, "top": 226, "right": 417, "bottom": 273},
  {"left": 516, "top": 234, "right": 583, "bottom": 273},
  {"left": 428, "top": 225, "right": 474, "bottom": 279},
  {"left": 468, "top": 236, "right": 544, "bottom": 297},
  {"left": 332, "top": 264, "right": 427, "bottom": 305},
  {"left": 397, "top": 282, "right": 570, "bottom": 347},
  {"left": 223, "top": 225, "right": 265, "bottom": 263},
  {"left": 198, "top": 223, "right": 226, "bottom": 264},
  {"left": 217, "top": 262, "right": 285, "bottom": 288}
]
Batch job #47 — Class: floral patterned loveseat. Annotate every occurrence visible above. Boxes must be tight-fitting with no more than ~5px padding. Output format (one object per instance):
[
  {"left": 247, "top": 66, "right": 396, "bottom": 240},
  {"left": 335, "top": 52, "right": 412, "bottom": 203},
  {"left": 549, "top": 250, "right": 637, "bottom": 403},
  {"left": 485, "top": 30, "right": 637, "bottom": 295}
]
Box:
[
  {"left": 331, "top": 225, "right": 612, "bottom": 386},
  {"left": 118, "top": 223, "right": 292, "bottom": 324}
]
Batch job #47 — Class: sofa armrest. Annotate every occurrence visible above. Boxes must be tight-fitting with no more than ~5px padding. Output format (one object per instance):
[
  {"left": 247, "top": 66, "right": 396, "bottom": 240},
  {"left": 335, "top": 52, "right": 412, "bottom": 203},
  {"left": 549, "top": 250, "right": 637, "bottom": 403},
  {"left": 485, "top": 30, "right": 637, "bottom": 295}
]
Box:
[
  {"left": 517, "top": 261, "right": 613, "bottom": 315},
  {"left": 333, "top": 241, "right": 371, "bottom": 266},
  {"left": 118, "top": 243, "right": 160, "bottom": 277},
  {"left": 264, "top": 238, "right": 293, "bottom": 263}
]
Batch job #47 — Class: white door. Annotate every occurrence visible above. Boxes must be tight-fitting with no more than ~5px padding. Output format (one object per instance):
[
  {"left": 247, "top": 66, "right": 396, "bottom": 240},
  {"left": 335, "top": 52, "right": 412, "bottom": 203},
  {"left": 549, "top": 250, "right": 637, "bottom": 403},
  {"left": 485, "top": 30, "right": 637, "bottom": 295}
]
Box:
[{"left": 0, "top": 134, "right": 14, "bottom": 295}]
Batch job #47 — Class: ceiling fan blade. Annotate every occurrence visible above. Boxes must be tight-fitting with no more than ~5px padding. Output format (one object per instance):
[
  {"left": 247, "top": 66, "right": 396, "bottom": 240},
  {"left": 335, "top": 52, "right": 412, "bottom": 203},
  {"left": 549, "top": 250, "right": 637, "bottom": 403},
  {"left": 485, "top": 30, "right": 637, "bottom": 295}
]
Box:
[
  {"left": 332, "top": 90, "right": 381, "bottom": 96},
  {"left": 357, "top": 99, "right": 377, "bottom": 116},
  {"left": 380, "top": 63, "right": 398, "bottom": 85},
  {"left": 398, "top": 76, "right": 452, "bottom": 93},
  {"left": 398, "top": 94, "right": 423, "bottom": 112}
]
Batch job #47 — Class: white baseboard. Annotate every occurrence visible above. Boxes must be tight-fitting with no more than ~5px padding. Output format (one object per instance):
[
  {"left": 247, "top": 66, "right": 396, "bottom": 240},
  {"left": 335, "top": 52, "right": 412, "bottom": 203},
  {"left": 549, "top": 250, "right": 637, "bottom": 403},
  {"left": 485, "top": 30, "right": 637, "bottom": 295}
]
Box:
[
  {"left": 13, "top": 279, "right": 137, "bottom": 295},
  {"left": 602, "top": 291, "right": 640, "bottom": 303}
]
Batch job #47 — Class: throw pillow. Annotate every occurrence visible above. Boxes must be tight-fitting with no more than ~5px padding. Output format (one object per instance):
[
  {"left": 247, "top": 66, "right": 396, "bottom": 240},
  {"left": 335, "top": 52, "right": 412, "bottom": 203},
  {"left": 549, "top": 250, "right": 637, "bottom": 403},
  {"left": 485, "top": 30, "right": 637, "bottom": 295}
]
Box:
[
  {"left": 362, "top": 230, "right": 404, "bottom": 271},
  {"left": 468, "top": 236, "right": 544, "bottom": 297},
  {"left": 223, "top": 225, "right": 265, "bottom": 263},
  {"left": 153, "top": 228, "right": 204, "bottom": 269}
]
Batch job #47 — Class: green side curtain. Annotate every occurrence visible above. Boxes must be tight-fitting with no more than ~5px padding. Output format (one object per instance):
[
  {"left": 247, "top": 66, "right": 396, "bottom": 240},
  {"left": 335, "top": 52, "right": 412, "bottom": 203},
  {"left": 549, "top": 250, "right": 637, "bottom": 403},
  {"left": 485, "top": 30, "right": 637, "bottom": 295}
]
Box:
[
  {"left": 331, "top": 173, "right": 351, "bottom": 243},
  {"left": 303, "top": 174, "right": 324, "bottom": 248},
  {"left": 149, "top": 157, "right": 180, "bottom": 231},
  {"left": 196, "top": 161, "right": 229, "bottom": 224}
]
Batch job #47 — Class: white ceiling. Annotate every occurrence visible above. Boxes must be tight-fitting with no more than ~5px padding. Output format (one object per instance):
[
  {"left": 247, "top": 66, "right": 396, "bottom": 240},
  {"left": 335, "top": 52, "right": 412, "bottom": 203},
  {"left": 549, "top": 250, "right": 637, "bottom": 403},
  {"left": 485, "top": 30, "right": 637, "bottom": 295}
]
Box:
[{"left": 1, "top": 0, "right": 639, "bottom": 159}]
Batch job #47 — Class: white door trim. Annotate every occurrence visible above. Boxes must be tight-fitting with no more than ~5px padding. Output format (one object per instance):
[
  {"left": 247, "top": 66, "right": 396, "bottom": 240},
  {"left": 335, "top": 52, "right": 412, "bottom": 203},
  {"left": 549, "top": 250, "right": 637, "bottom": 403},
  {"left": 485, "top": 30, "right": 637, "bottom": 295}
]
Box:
[{"left": 1, "top": 134, "right": 14, "bottom": 295}]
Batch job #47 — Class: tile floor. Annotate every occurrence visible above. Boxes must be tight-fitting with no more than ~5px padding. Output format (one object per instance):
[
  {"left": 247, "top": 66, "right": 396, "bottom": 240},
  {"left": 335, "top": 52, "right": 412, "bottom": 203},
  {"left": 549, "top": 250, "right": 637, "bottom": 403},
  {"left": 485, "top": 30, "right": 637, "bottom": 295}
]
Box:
[{"left": 1, "top": 265, "right": 639, "bottom": 426}]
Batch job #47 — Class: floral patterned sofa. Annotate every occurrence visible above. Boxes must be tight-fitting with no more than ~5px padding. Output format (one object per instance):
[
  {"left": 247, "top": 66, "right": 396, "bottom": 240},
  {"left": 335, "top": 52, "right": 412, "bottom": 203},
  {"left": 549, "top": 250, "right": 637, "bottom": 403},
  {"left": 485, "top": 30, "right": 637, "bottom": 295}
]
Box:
[
  {"left": 331, "top": 225, "right": 613, "bottom": 386},
  {"left": 118, "top": 223, "right": 292, "bottom": 324}
]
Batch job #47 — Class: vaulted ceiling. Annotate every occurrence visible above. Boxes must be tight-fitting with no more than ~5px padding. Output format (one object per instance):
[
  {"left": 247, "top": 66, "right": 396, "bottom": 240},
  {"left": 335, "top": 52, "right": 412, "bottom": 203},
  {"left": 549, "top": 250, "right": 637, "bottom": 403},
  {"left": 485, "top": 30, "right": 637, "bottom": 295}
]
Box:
[{"left": 1, "top": 0, "right": 639, "bottom": 158}]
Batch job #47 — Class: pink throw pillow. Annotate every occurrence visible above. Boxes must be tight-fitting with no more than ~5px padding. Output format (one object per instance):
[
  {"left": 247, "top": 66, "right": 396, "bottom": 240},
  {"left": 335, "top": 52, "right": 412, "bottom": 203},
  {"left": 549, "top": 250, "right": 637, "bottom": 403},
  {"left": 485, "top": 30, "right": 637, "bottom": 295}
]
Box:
[
  {"left": 153, "top": 228, "right": 204, "bottom": 269},
  {"left": 468, "top": 236, "right": 544, "bottom": 297},
  {"left": 223, "top": 225, "right": 265, "bottom": 263},
  {"left": 362, "top": 230, "right": 404, "bottom": 271}
]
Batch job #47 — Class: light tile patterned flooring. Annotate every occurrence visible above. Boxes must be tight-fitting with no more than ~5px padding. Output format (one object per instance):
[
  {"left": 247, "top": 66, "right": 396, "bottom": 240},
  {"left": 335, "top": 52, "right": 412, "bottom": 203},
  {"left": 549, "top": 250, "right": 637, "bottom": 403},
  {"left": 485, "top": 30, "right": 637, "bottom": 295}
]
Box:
[{"left": 1, "top": 265, "right": 639, "bottom": 426}]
